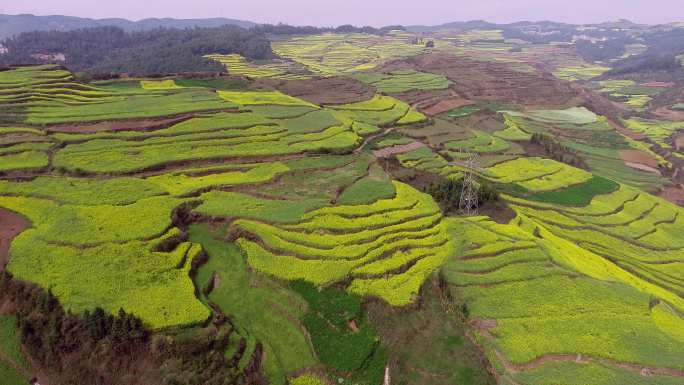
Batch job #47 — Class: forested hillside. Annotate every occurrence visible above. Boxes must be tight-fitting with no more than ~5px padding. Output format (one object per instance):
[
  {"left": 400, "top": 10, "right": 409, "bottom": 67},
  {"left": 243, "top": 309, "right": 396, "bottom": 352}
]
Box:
[
  {"left": 0, "top": 26, "right": 273, "bottom": 75},
  {"left": 0, "top": 14, "right": 256, "bottom": 39}
]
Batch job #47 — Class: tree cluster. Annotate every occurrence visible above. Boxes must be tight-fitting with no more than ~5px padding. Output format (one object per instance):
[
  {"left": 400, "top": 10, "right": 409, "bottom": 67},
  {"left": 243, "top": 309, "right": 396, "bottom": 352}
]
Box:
[
  {"left": 575, "top": 38, "right": 630, "bottom": 62},
  {"left": 606, "top": 28, "right": 684, "bottom": 76},
  {"left": 424, "top": 176, "right": 499, "bottom": 213},
  {"left": 530, "top": 133, "right": 588, "bottom": 169},
  {"left": 252, "top": 23, "right": 405, "bottom": 36},
  {"left": 0, "top": 271, "right": 262, "bottom": 385},
  {"left": 606, "top": 54, "right": 681, "bottom": 76},
  {"left": 0, "top": 25, "right": 273, "bottom": 76}
]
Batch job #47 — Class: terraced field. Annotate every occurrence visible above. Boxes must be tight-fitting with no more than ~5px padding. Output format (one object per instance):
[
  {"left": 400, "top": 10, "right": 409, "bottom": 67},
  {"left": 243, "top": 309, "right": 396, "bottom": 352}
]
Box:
[
  {"left": 271, "top": 32, "right": 427, "bottom": 75},
  {"left": 502, "top": 108, "right": 669, "bottom": 192},
  {"left": 0, "top": 65, "right": 238, "bottom": 124},
  {"left": 0, "top": 64, "right": 446, "bottom": 385},
  {"left": 446, "top": 185, "right": 684, "bottom": 384},
  {"left": 1, "top": 22, "right": 684, "bottom": 385},
  {"left": 206, "top": 53, "right": 310, "bottom": 79},
  {"left": 352, "top": 69, "right": 451, "bottom": 94},
  {"left": 232, "top": 182, "right": 454, "bottom": 305}
]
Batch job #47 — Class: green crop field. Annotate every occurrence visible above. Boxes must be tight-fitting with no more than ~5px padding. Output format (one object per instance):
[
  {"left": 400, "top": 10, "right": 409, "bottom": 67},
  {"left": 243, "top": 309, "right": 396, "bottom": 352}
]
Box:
[
  {"left": 623, "top": 118, "right": 684, "bottom": 149},
  {"left": 487, "top": 157, "right": 593, "bottom": 191},
  {"left": 206, "top": 54, "right": 311, "bottom": 79},
  {"left": 1, "top": 21, "right": 684, "bottom": 385},
  {"left": 353, "top": 69, "right": 451, "bottom": 93},
  {"left": 271, "top": 32, "right": 427, "bottom": 75}
]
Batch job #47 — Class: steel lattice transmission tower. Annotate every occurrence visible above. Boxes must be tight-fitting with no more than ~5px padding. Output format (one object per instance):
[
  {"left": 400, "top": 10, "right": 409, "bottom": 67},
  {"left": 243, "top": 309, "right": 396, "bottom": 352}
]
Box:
[{"left": 458, "top": 153, "right": 479, "bottom": 216}]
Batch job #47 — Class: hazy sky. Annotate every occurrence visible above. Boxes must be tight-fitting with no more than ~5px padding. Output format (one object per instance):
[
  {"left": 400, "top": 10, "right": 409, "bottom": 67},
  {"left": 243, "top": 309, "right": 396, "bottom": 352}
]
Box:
[{"left": 2, "top": 1, "right": 682, "bottom": 26}]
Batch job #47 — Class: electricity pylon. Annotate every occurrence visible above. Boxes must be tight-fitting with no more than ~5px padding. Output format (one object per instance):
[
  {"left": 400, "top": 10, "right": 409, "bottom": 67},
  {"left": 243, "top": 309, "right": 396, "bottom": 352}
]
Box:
[{"left": 458, "top": 152, "right": 479, "bottom": 216}]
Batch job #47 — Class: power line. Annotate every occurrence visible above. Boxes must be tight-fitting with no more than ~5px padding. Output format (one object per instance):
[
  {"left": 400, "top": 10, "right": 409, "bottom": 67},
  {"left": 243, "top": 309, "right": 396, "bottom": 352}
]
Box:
[{"left": 458, "top": 152, "right": 479, "bottom": 216}]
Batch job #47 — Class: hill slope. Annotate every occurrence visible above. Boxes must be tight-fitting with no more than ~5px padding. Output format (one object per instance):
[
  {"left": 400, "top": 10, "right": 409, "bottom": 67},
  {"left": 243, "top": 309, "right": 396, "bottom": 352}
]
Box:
[{"left": 0, "top": 14, "right": 256, "bottom": 39}]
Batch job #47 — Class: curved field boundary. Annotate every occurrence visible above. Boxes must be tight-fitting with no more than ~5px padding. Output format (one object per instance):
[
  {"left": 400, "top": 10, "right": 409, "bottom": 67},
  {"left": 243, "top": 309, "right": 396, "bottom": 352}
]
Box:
[{"left": 0, "top": 208, "right": 29, "bottom": 270}]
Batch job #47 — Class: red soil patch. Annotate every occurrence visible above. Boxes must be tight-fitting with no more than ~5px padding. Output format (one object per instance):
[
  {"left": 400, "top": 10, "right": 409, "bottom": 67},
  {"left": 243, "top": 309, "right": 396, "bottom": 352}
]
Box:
[
  {"left": 47, "top": 115, "right": 193, "bottom": 134},
  {"left": 676, "top": 133, "right": 684, "bottom": 151},
  {"left": 652, "top": 107, "right": 684, "bottom": 122},
  {"left": 624, "top": 162, "right": 661, "bottom": 175},
  {"left": 399, "top": 53, "right": 578, "bottom": 107},
  {"left": 265, "top": 76, "right": 374, "bottom": 105},
  {"left": 469, "top": 318, "right": 499, "bottom": 338},
  {"left": 608, "top": 118, "right": 645, "bottom": 140},
  {"left": 661, "top": 185, "right": 684, "bottom": 206},
  {"left": 373, "top": 141, "right": 424, "bottom": 158},
  {"left": 422, "top": 98, "right": 475, "bottom": 115},
  {"left": 619, "top": 150, "right": 659, "bottom": 168},
  {"left": 0, "top": 208, "right": 29, "bottom": 270}
]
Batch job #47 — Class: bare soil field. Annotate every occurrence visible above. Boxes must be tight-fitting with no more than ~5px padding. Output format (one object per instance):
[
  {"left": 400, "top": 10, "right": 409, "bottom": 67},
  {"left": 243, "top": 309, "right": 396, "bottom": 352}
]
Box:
[
  {"left": 653, "top": 106, "right": 684, "bottom": 121},
  {"left": 47, "top": 115, "right": 198, "bottom": 134},
  {"left": 619, "top": 150, "right": 659, "bottom": 168},
  {"left": 390, "top": 87, "right": 474, "bottom": 115},
  {"left": 0, "top": 208, "right": 29, "bottom": 269},
  {"left": 423, "top": 98, "right": 475, "bottom": 115},
  {"left": 266, "top": 76, "right": 374, "bottom": 105},
  {"left": 373, "top": 141, "right": 425, "bottom": 158},
  {"left": 624, "top": 162, "right": 661, "bottom": 174},
  {"left": 661, "top": 185, "right": 684, "bottom": 205},
  {"left": 401, "top": 53, "right": 578, "bottom": 107},
  {"left": 676, "top": 133, "right": 684, "bottom": 150}
]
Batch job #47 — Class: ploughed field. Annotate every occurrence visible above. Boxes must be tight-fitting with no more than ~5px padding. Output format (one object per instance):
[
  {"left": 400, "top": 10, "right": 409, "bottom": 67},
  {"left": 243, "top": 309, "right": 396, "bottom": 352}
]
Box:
[{"left": 1, "top": 27, "right": 684, "bottom": 385}]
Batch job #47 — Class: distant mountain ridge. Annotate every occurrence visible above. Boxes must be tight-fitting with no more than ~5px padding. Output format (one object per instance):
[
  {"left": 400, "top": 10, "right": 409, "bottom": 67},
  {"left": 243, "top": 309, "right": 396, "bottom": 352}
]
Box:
[{"left": 0, "top": 14, "right": 257, "bottom": 39}]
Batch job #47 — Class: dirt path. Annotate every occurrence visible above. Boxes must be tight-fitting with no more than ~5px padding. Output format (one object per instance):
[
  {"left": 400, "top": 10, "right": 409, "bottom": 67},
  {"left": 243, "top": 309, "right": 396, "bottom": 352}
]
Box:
[
  {"left": 624, "top": 162, "right": 662, "bottom": 175},
  {"left": 45, "top": 108, "right": 239, "bottom": 134},
  {"left": 0, "top": 208, "right": 29, "bottom": 270},
  {"left": 470, "top": 319, "right": 684, "bottom": 379},
  {"left": 373, "top": 141, "right": 424, "bottom": 158},
  {"left": 0, "top": 349, "right": 31, "bottom": 380},
  {"left": 607, "top": 118, "right": 645, "bottom": 140},
  {"left": 653, "top": 107, "right": 684, "bottom": 122},
  {"left": 354, "top": 127, "right": 395, "bottom": 154}
]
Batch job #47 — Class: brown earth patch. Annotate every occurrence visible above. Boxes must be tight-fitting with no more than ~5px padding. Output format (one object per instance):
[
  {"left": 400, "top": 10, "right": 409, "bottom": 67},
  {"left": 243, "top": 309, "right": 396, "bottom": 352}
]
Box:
[
  {"left": 624, "top": 161, "right": 662, "bottom": 175},
  {"left": 619, "top": 150, "right": 659, "bottom": 168},
  {"left": 660, "top": 185, "right": 684, "bottom": 206},
  {"left": 396, "top": 53, "right": 578, "bottom": 107},
  {"left": 0, "top": 208, "right": 29, "bottom": 270},
  {"left": 45, "top": 113, "right": 204, "bottom": 134},
  {"left": 675, "top": 133, "right": 684, "bottom": 151},
  {"left": 607, "top": 118, "right": 645, "bottom": 140},
  {"left": 479, "top": 200, "right": 518, "bottom": 225},
  {"left": 422, "top": 98, "right": 475, "bottom": 116},
  {"left": 373, "top": 141, "right": 425, "bottom": 158},
  {"left": 652, "top": 106, "right": 684, "bottom": 121},
  {"left": 265, "top": 76, "right": 374, "bottom": 105},
  {"left": 470, "top": 318, "right": 498, "bottom": 331},
  {"left": 388, "top": 87, "right": 474, "bottom": 115},
  {"left": 520, "top": 141, "right": 549, "bottom": 158}
]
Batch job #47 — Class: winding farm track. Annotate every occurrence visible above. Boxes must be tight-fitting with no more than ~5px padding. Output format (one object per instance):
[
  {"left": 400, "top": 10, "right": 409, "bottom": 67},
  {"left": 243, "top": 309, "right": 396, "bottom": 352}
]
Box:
[
  {"left": 354, "top": 127, "right": 395, "bottom": 154},
  {"left": 469, "top": 320, "right": 684, "bottom": 379},
  {"left": 0, "top": 208, "right": 29, "bottom": 270},
  {"left": 0, "top": 349, "right": 31, "bottom": 380}
]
